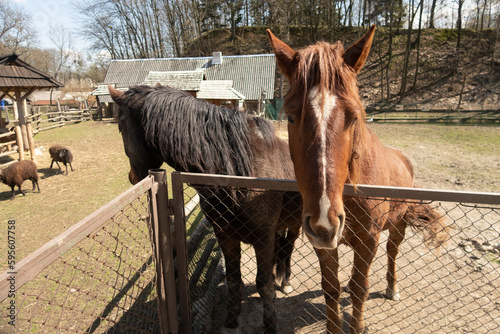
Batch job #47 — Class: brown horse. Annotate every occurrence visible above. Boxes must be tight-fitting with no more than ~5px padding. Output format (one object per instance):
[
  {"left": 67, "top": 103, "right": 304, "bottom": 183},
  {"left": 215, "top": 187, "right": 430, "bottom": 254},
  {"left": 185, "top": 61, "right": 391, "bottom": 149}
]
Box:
[
  {"left": 268, "top": 26, "right": 449, "bottom": 333},
  {"left": 109, "top": 84, "right": 302, "bottom": 333}
]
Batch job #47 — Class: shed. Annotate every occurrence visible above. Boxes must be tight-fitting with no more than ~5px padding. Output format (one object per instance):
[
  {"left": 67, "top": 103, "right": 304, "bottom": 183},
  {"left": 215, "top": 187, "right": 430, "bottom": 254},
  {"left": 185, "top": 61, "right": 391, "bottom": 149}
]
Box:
[
  {"left": 197, "top": 80, "right": 245, "bottom": 109},
  {"left": 142, "top": 70, "right": 205, "bottom": 93},
  {"left": 0, "top": 53, "right": 63, "bottom": 150},
  {"left": 94, "top": 53, "right": 275, "bottom": 112}
]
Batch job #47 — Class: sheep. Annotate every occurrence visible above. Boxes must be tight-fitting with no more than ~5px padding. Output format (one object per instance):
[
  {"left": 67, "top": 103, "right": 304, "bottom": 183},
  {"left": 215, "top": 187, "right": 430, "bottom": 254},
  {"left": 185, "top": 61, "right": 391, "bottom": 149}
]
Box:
[
  {"left": 0, "top": 160, "right": 40, "bottom": 200},
  {"left": 49, "top": 145, "right": 74, "bottom": 175}
]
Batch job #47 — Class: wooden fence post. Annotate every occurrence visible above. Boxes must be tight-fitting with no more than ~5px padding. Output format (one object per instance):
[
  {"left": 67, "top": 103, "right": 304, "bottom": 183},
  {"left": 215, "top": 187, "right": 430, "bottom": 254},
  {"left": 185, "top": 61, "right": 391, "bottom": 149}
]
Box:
[
  {"left": 149, "top": 169, "right": 179, "bottom": 334},
  {"left": 14, "top": 125, "right": 23, "bottom": 161},
  {"left": 26, "top": 122, "right": 36, "bottom": 163}
]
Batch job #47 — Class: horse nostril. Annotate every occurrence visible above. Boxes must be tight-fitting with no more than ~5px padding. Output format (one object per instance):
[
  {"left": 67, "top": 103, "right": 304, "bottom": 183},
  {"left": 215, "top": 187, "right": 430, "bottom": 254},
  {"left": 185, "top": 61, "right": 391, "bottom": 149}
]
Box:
[
  {"left": 303, "top": 215, "right": 317, "bottom": 238},
  {"left": 338, "top": 213, "right": 345, "bottom": 225}
]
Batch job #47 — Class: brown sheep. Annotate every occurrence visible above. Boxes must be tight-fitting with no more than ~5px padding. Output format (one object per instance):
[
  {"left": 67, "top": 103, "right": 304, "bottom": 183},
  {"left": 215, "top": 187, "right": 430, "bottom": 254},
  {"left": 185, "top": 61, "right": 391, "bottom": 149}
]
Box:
[
  {"left": 0, "top": 160, "right": 40, "bottom": 200},
  {"left": 49, "top": 145, "right": 74, "bottom": 175}
]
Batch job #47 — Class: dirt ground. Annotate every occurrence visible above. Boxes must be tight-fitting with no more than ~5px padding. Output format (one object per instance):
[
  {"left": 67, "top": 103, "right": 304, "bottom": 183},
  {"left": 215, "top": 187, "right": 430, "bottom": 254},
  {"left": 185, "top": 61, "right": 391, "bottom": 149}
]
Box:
[{"left": 208, "top": 122, "right": 500, "bottom": 334}]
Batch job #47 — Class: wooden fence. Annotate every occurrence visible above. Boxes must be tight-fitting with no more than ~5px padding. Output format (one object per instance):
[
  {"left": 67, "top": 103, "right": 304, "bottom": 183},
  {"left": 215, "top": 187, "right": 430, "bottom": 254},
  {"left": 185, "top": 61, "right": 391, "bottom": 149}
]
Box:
[
  {"left": 365, "top": 106, "right": 500, "bottom": 124},
  {"left": 27, "top": 107, "right": 91, "bottom": 133},
  {"left": 0, "top": 106, "right": 92, "bottom": 169}
]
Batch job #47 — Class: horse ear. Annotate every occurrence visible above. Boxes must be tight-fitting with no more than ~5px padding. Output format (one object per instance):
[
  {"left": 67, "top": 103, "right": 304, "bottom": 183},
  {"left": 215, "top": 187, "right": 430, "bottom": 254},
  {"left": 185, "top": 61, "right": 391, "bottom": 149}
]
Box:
[
  {"left": 267, "top": 29, "right": 297, "bottom": 80},
  {"left": 109, "top": 85, "right": 124, "bottom": 104},
  {"left": 343, "top": 24, "right": 376, "bottom": 73},
  {"left": 155, "top": 82, "right": 162, "bottom": 88}
]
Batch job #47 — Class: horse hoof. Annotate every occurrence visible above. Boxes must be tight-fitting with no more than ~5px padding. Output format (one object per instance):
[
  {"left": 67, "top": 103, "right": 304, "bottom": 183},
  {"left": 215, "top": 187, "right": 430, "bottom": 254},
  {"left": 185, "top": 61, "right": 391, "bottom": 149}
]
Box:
[
  {"left": 385, "top": 287, "right": 401, "bottom": 301},
  {"left": 282, "top": 284, "right": 293, "bottom": 294}
]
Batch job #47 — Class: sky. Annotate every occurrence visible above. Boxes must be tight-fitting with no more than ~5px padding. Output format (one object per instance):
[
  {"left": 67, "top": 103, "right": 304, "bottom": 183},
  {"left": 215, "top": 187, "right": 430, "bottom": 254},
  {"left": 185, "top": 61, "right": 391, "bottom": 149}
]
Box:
[{"left": 13, "top": 0, "right": 90, "bottom": 53}]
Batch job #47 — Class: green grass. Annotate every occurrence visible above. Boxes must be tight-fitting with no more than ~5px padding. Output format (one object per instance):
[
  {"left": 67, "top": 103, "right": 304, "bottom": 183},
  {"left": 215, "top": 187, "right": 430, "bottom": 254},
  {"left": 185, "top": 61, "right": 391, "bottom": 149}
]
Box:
[{"left": 0, "top": 122, "right": 144, "bottom": 267}]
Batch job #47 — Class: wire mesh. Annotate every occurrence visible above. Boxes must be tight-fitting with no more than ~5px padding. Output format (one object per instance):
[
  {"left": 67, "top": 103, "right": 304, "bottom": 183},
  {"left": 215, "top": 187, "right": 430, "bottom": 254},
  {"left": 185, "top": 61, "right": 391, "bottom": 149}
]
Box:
[
  {"left": 175, "top": 177, "right": 500, "bottom": 334},
  {"left": 0, "top": 192, "right": 159, "bottom": 334}
]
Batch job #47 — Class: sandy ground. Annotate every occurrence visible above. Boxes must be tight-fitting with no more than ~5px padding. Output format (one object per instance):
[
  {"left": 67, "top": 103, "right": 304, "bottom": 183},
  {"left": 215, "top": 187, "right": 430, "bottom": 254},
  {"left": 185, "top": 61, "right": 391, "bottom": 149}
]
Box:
[{"left": 207, "top": 123, "right": 500, "bottom": 334}]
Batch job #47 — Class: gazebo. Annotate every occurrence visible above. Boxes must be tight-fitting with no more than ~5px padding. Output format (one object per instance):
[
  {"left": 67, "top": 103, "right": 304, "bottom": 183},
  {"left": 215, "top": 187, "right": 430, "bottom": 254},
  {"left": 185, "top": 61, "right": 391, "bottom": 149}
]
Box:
[{"left": 0, "top": 53, "right": 63, "bottom": 160}]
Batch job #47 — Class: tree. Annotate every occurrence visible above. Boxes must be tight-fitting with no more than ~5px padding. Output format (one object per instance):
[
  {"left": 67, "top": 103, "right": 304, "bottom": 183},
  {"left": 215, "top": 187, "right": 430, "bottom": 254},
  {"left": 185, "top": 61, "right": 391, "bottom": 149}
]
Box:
[
  {"left": 77, "top": 0, "right": 169, "bottom": 59},
  {"left": 0, "top": 0, "right": 36, "bottom": 54}
]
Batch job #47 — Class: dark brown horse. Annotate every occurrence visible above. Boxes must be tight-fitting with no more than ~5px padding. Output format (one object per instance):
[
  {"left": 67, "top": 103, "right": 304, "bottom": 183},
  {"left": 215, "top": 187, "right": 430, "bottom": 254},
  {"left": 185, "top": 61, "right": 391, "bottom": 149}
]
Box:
[
  {"left": 109, "top": 84, "right": 301, "bottom": 333},
  {"left": 268, "top": 26, "right": 449, "bottom": 333}
]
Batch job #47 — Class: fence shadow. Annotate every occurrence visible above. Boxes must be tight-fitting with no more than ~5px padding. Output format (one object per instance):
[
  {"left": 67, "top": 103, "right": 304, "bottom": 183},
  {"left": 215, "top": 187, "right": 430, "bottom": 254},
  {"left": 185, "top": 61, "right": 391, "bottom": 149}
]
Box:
[{"left": 86, "top": 256, "right": 159, "bottom": 333}]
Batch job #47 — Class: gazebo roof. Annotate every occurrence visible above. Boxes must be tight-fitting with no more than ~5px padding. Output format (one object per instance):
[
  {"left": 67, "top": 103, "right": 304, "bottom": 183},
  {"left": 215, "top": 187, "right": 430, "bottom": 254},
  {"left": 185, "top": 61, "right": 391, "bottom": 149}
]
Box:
[{"left": 0, "top": 53, "right": 63, "bottom": 89}]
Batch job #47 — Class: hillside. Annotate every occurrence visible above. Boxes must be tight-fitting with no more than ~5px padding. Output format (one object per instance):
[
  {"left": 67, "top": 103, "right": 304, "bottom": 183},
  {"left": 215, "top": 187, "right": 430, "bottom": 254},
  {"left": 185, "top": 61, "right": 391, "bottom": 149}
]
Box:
[{"left": 183, "top": 26, "right": 500, "bottom": 110}]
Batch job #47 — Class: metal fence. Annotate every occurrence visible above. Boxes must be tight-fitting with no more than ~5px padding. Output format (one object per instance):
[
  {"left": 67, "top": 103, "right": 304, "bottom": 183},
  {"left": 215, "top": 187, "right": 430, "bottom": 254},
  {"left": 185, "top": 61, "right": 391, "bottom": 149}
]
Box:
[
  {"left": 172, "top": 172, "right": 500, "bottom": 334},
  {"left": 0, "top": 173, "right": 167, "bottom": 334}
]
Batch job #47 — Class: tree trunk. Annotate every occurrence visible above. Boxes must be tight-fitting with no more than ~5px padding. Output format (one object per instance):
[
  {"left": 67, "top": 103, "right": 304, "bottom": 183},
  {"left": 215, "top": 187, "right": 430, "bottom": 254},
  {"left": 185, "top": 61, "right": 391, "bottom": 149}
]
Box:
[
  {"left": 412, "top": 0, "right": 425, "bottom": 90},
  {"left": 429, "top": 0, "right": 437, "bottom": 28}
]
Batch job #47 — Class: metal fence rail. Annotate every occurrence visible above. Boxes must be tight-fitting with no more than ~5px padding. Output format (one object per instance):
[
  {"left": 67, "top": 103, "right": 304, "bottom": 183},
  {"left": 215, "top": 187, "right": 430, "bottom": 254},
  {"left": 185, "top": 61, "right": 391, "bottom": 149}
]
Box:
[
  {"left": 172, "top": 172, "right": 500, "bottom": 334},
  {"left": 0, "top": 175, "right": 161, "bottom": 334}
]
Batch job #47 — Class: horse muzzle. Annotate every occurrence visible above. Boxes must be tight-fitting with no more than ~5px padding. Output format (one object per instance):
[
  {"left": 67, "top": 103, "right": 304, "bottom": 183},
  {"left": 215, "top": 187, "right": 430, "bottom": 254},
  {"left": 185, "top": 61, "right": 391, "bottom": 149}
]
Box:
[{"left": 303, "top": 212, "right": 345, "bottom": 249}]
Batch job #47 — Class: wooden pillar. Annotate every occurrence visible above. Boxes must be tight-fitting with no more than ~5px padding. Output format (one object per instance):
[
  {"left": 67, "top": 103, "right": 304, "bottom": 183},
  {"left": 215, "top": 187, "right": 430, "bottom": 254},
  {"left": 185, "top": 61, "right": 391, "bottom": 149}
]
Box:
[{"left": 15, "top": 88, "right": 29, "bottom": 151}]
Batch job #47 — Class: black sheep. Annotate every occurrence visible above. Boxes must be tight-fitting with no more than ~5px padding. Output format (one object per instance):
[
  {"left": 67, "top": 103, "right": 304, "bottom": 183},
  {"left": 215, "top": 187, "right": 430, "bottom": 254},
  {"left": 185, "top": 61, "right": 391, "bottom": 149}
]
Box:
[
  {"left": 49, "top": 145, "right": 74, "bottom": 175},
  {"left": 0, "top": 160, "right": 40, "bottom": 200}
]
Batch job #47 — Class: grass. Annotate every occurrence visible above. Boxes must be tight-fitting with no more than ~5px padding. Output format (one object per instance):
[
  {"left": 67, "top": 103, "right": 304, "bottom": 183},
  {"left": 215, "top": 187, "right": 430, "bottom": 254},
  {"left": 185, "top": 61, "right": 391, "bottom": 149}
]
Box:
[{"left": 0, "top": 122, "right": 134, "bottom": 268}]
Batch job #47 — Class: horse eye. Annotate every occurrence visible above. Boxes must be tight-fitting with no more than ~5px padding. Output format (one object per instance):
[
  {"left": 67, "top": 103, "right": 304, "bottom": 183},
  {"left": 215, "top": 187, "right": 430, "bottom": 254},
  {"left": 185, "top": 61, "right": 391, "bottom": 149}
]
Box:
[
  {"left": 351, "top": 117, "right": 358, "bottom": 127},
  {"left": 287, "top": 115, "right": 295, "bottom": 124}
]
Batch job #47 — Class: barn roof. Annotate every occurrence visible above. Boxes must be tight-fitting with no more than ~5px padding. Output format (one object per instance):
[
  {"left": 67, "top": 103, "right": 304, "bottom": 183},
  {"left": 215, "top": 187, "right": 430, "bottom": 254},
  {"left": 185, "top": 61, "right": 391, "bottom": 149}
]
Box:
[
  {"left": 101, "top": 54, "right": 275, "bottom": 101},
  {"left": 142, "top": 70, "right": 205, "bottom": 91},
  {"left": 0, "top": 53, "right": 63, "bottom": 89},
  {"left": 197, "top": 80, "right": 245, "bottom": 101}
]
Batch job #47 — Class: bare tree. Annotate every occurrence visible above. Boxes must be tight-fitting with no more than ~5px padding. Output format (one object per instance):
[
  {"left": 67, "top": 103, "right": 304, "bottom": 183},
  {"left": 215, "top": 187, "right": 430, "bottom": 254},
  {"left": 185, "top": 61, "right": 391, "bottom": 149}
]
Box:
[{"left": 0, "top": 0, "right": 36, "bottom": 54}]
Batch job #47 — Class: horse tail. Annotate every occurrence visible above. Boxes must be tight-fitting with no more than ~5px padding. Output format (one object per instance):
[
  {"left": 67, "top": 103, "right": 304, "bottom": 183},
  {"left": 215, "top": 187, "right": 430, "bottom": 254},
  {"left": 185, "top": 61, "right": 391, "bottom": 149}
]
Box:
[{"left": 405, "top": 202, "right": 450, "bottom": 249}]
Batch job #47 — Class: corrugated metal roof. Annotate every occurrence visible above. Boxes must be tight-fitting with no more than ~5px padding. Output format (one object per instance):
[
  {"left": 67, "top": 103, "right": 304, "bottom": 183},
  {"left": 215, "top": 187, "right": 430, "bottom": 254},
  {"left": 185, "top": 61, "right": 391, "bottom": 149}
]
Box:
[
  {"left": 197, "top": 80, "right": 245, "bottom": 100},
  {"left": 142, "top": 70, "right": 204, "bottom": 90},
  {"left": 92, "top": 83, "right": 127, "bottom": 96},
  {"left": 103, "top": 54, "right": 275, "bottom": 101},
  {"left": 0, "top": 54, "right": 63, "bottom": 89}
]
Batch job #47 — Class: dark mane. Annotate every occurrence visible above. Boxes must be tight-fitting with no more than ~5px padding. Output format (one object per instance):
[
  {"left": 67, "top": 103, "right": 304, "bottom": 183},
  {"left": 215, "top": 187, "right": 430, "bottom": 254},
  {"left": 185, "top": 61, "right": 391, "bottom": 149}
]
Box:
[{"left": 130, "top": 85, "right": 256, "bottom": 176}]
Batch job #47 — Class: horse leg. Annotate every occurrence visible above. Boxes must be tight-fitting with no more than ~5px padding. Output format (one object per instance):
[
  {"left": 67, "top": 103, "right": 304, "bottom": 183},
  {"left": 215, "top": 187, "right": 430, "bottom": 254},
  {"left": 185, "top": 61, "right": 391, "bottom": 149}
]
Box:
[
  {"left": 276, "top": 224, "right": 300, "bottom": 294},
  {"left": 218, "top": 235, "right": 243, "bottom": 329},
  {"left": 255, "top": 236, "right": 278, "bottom": 334},
  {"left": 386, "top": 221, "right": 406, "bottom": 301},
  {"left": 349, "top": 234, "right": 380, "bottom": 334},
  {"left": 315, "top": 247, "right": 341, "bottom": 334},
  {"left": 69, "top": 162, "right": 74, "bottom": 172},
  {"left": 50, "top": 159, "right": 54, "bottom": 169}
]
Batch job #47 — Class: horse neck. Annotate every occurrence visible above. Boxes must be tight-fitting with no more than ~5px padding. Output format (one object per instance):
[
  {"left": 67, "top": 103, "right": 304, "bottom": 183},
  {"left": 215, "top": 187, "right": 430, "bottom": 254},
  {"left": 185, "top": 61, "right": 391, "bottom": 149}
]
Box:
[
  {"left": 351, "top": 125, "right": 414, "bottom": 187},
  {"left": 145, "top": 97, "right": 254, "bottom": 176}
]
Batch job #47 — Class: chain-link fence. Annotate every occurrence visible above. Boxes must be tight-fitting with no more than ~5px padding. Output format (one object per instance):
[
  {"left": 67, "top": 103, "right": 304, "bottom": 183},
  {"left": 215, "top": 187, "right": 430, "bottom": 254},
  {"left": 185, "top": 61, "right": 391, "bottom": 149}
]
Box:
[
  {"left": 0, "top": 175, "right": 162, "bottom": 334},
  {"left": 172, "top": 172, "right": 500, "bottom": 334},
  {"left": 2, "top": 171, "right": 498, "bottom": 334}
]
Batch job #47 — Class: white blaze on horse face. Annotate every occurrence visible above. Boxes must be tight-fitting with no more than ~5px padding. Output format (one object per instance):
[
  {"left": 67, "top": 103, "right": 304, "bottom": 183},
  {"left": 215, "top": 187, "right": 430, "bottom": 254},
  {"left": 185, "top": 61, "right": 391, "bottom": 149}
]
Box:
[{"left": 308, "top": 86, "right": 337, "bottom": 235}]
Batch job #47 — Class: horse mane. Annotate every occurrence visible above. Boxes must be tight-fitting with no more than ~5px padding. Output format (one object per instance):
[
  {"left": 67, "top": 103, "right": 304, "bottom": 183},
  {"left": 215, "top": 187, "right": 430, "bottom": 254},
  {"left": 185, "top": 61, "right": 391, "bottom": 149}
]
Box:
[
  {"left": 130, "top": 85, "right": 256, "bottom": 176},
  {"left": 287, "top": 41, "right": 369, "bottom": 186}
]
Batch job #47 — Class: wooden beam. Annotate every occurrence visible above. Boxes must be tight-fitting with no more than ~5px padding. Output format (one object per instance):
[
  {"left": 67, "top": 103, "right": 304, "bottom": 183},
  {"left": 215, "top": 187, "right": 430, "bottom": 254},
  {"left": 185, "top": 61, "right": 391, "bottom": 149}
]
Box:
[{"left": 20, "top": 88, "right": 36, "bottom": 101}]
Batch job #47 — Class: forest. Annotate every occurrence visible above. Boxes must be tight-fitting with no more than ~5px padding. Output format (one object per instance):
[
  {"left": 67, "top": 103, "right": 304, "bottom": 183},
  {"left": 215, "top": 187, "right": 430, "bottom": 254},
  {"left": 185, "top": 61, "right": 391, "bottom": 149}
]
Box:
[{"left": 1, "top": 0, "right": 499, "bottom": 106}]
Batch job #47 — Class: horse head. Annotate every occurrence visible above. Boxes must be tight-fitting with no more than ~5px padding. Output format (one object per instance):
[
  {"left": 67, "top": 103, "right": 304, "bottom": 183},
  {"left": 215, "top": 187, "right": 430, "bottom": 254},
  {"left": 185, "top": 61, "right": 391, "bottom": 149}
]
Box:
[
  {"left": 268, "top": 26, "right": 375, "bottom": 249},
  {"left": 109, "top": 85, "right": 163, "bottom": 184}
]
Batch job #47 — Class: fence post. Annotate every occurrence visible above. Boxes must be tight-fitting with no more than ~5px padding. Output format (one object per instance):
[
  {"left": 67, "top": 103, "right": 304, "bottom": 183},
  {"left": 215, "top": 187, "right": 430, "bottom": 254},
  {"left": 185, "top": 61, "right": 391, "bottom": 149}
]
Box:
[
  {"left": 149, "top": 169, "right": 179, "bottom": 334},
  {"left": 14, "top": 125, "right": 23, "bottom": 160},
  {"left": 26, "top": 122, "right": 36, "bottom": 163},
  {"left": 171, "top": 172, "right": 192, "bottom": 334}
]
